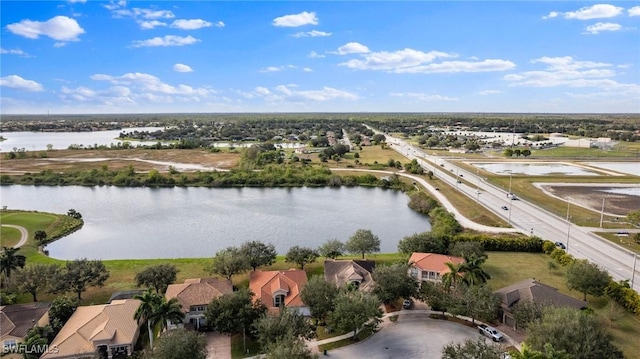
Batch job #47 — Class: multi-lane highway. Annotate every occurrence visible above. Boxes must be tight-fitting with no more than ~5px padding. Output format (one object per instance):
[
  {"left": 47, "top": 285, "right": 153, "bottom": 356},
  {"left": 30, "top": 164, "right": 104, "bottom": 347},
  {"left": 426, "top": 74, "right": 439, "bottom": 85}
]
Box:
[{"left": 380, "top": 132, "right": 640, "bottom": 292}]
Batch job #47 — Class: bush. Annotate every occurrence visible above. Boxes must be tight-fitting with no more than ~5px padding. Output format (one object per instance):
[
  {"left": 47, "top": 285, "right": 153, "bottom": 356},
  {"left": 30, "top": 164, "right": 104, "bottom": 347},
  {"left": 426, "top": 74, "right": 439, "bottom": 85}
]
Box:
[
  {"left": 450, "top": 234, "right": 544, "bottom": 252},
  {"left": 542, "top": 240, "right": 556, "bottom": 254}
]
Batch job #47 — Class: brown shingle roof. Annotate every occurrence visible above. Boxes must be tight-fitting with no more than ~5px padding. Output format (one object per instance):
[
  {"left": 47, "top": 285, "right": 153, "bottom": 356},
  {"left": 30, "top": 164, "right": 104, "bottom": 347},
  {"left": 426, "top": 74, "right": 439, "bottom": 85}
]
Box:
[
  {"left": 409, "top": 252, "right": 465, "bottom": 275},
  {"left": 494, "top": 278, "right": 587, "bottom": 310},
  {"left": 41, "top": 299, "right": 140, "bottom": 359},
  {"left": 165, "top": 278, "right": 233, "bottom": 312},
  {"left": 249, "top": 269, "right": 308, "bottom": 310},
  {"left": 324, "top": 260, "right": 376, "bottom": 291},
  {"left": 0, "top": 302, "right": 50, "bottom": 339}
]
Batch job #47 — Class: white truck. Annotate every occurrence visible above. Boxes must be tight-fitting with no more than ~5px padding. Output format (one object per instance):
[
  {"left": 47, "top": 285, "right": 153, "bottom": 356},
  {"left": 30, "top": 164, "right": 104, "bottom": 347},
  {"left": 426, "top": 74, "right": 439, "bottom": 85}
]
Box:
[{"left": 478, "top": 324, "right": 504, "bottom": 342}]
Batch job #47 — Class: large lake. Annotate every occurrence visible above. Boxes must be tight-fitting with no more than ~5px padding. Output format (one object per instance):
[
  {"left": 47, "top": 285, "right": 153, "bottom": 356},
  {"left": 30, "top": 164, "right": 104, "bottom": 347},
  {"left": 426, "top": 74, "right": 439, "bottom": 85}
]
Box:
[{"left": 0, "top": 186, "right": 430, "bottom": 260}]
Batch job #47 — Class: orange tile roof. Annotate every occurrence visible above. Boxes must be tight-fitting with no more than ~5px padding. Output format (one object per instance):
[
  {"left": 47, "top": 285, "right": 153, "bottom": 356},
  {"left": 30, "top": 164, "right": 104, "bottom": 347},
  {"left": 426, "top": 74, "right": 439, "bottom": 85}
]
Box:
[
  {"left": 41, "top": 299, "right": 140, "bottom": 359},
  {"left": 165, "top": 278, "right": 233, "bottom": 312},
  {"left": 249, "top": 269, "right": 308, "bottom": 310},
  {"left": 409, "top": 252, "right": 466, "bottom": 275}
]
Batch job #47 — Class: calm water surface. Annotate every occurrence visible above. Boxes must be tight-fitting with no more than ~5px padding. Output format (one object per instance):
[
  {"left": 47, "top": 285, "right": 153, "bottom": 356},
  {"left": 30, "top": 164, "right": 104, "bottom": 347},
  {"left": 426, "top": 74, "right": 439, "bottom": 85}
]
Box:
[
  {"left": 473, "top": 162, "right": 600, "bottom": 176},
  {"left": 0, "top": 186, "right": 430, "bottom": 260}
]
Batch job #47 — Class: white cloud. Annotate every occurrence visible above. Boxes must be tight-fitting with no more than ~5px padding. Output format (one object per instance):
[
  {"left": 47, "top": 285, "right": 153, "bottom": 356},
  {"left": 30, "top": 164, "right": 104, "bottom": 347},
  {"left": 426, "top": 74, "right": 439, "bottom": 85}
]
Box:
[
  {"left": 7, "top": 16, "right": 85, "bottom": 41},
  {"left": 629, "top": 6, "right": 640, "bottom": 16},
  {"left": 308, "top": 51, "right": 325, "bottom": 58},
  {"left": 0, "top": 75, "right": 44, "bottom": 92},
  {"left": 0, "top": 48, "right": 29, "bottom": 56},
  {"left": 259, "top": 66, "right": 283, "bottom": 73},
  {"left": 291, "top": 30, "right": 332, "bottom": 38},
  {"left": 173, "top": 63, "right": 193, "bottom": 72},
  {"left": 339, "top": 48, "right": 456, "bottom": 71},
  {"left": 131, "top": 35, "right": 199, "bottom": 47},
  {"left": 255, "top": 87, "right": 271, "bottom": 95},
  {"left": 113, "top": 8, "right": 175, "bottom": 19},
  {"left": 303, "top": 67, "right": 313, "bottom": 72},
  {"left": 91, "top": 72, "right": 211, "bottom": 96},
  {"left": 543, "top": 4, "right": 624, "bottom": 20},
  {"left": 272, "top": 11, "right": 318, "bottom": 27},
  {"left": 395, "top": 59, "right": 516, "bottom": 74},
  {"left": 333, "top": 42, "right": 370, "bottom": 55},
  {"left": 479, "top": 90, "right": 502, "bottom": 95},
  {"left": 584, "top": 22, "right": 622, "bottom": 34},
  {"left": 170, "top": 19, "right": 213, "bottom": 30},
  {"left": 503, "top": 56, "right": 629, "bottom": 89},
  {"left": 139, "top": 20, "right": 166, "bottom": 29},
  {"left": 390, "top": 92, "right": 459, "bottom": 102},
  {"left": 274, "top": 85, "right": 359, "bottom": 101},
  {"left": 68, "top": 0, "right": 87, "bottom": 3},
  {"left": 213, "top": 21, "right": 225, "bottom": 28}
]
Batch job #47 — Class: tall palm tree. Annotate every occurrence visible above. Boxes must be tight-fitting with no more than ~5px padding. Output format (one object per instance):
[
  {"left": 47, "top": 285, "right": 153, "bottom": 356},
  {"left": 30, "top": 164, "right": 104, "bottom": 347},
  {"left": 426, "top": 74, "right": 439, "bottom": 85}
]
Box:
[
  {"left": 154, "top": 297, "right": 184, "bottom": 332},
  {"left": 460, "top": 255, "right": 491, "bottom": 286},
  {"left": 441, "top": 262, "right": 464, "bottom": 289},
  {"left": 510, "top": 343, "right": 544, "bottom": 359},
  {"left": 133, "top": 290, "right": 162, "bottom": 348},
  {"left": 0, "top": 246, "right": 26, "bottom": 286}
]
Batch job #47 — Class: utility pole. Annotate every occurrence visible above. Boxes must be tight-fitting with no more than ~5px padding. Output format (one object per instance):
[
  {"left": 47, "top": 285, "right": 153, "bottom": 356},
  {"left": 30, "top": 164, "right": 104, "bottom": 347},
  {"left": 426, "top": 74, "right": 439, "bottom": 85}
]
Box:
[
  {"left": 632, "top": 254, "right": 637, "bottom": 288},
  {"left": 566, "top": 200, "right": 571, "bottom": 251},
  {"left": 599, "top": 197, "right": 605, "bottom": 228}
]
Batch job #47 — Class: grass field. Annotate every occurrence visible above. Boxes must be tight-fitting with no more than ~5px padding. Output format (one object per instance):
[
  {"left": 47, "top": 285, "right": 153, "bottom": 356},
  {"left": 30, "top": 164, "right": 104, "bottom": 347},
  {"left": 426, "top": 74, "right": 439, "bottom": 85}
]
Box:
[
  {"left": 596, "top": 232, "right": 640, "bottom": 254},
  {"left": 1, "top": 226, "right": 21, "bottom": 247}
]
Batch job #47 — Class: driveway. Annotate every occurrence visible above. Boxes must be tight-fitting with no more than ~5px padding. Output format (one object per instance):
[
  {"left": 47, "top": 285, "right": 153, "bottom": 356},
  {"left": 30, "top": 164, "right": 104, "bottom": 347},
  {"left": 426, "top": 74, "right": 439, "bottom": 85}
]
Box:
[
  {"left": 205, "top": 332, "right": 231, "bottom": 359},
  {"left": 324, "top": 314, "right": 479, "bottom": 359}
]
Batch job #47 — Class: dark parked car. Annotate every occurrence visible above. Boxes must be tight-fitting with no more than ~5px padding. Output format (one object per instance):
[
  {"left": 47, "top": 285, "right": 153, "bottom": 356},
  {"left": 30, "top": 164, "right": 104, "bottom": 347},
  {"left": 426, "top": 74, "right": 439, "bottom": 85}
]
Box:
[
  {"left": 501, "top": 205, "right": 509, "bottom": 210},
  {"left": 403, "top": 299, "right": 412, "bottom": 309},
  {"left": 555, "top": 242, "right": 566, "bottom": 249}
]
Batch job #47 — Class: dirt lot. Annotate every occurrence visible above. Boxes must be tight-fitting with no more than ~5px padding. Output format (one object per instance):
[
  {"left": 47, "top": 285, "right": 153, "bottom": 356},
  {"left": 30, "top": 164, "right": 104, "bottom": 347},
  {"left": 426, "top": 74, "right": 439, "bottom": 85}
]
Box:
[
  {"left": 537, "top": 183, "right": 640, "bottom": 216},
  {"left": 0, "top": 149, "right": 240, "bottom": 173}
]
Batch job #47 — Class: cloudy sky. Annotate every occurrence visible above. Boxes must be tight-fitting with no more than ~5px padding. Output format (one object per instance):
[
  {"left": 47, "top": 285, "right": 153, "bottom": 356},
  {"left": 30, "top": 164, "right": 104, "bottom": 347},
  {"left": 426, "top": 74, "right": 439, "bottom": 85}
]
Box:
[{"left": 1, "top": 1, "right": 639, "bottom": 114}]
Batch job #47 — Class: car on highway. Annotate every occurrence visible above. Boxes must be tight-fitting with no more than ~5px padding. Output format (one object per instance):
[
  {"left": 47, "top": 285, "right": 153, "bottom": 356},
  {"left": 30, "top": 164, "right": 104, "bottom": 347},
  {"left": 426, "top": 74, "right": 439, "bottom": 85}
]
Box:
[
  {"left": 501, "top": 205, "right": 509, "bottom": 210},
  {"left": 555, "top": 242, "right": 566, "bottom": 249}
]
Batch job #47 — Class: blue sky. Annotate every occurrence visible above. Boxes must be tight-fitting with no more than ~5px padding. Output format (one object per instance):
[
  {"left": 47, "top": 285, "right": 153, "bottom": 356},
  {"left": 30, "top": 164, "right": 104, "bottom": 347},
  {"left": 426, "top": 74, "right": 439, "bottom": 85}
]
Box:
[{"left": 1, "top": 1, "right": 639, "bottom": 114}]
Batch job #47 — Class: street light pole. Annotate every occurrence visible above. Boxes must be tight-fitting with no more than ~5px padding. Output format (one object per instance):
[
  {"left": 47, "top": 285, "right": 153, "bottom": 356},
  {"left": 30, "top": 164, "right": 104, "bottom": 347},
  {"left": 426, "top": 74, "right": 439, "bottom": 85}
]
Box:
[
  {"left": 599, "top": 197, "right": 605, "bottom": 228},
  {"left": 632, "top": 254, "right": 638, "bottom": 288},
  {"left": 566, "top": 200, "right": 571, "bottom": 251}
]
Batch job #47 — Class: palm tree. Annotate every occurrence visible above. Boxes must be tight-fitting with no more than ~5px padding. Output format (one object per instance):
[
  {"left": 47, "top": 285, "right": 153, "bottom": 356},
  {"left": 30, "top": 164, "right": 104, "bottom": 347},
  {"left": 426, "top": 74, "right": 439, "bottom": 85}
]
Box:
[
  {"left": 133, "top": 290, "right": 162, "bottom": 348},
  {"left": 460, "top": 255, "right": 491, "bottom": 286},
  {"left": 155, "top": 297, "right": 184, "bottom": 332},
  {"left": 510, "top": 343, "right": 543, "bottom": 359},
  {"left": 441, "top": 262, "right": 464, "bottom": 289},
  {"left": 0, "top": 246, "right": 26, "bottom": 286}
]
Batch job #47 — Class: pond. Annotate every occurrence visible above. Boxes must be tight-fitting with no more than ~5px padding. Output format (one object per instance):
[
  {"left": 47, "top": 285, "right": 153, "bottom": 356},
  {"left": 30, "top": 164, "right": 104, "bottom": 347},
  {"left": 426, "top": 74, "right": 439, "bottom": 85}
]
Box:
[
  {"left": 0, "top": 185, "right": 430, "bottom": 260},
  {"left": 472, "top": 162, "right": 601, "bottom": 176},
  {"left": 0, "top": 128, "right": 305, "bottom": 152},
  {"left": 583, "top": 162, "right": 639, "bottom": 176}
]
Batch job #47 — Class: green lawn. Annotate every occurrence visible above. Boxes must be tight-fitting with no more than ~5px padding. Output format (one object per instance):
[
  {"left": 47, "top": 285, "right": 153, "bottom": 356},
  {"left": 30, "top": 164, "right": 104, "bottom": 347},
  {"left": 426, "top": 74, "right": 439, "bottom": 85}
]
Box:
[
  {"left": 596, "top": 232, "right": 640, "bottom": 254},
  {"left": 1, "top": 226, "right": 21, "bottom": 247}
]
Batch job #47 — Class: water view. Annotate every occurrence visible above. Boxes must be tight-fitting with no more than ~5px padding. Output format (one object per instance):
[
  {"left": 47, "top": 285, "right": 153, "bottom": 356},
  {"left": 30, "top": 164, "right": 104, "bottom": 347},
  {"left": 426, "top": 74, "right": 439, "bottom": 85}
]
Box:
[
  {"left": 584, "top": 162, "right": 640, "bottom": 177},
  {"left": 472, "top": 162, "right": 601, "bottom": 176},
  {"left": 0, "top": 185, "right": 430, "bottom": 260}
]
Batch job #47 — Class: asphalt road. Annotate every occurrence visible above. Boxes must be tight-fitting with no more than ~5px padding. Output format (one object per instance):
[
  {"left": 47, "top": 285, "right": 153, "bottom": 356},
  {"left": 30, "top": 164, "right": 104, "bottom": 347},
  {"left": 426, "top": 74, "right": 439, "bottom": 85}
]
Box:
[
  {"left": 325, "top": 314, "right": 481, "bottom": 359},
  {"left": 380, "top": 133, "right": 640, "bottom": 292}
]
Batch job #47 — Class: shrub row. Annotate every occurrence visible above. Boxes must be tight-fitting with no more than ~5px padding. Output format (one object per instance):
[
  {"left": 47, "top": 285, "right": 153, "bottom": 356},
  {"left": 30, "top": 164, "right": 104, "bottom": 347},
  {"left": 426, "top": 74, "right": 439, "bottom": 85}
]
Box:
[{"left": 451, "top": 234, "right": 544, "bottom": 252}]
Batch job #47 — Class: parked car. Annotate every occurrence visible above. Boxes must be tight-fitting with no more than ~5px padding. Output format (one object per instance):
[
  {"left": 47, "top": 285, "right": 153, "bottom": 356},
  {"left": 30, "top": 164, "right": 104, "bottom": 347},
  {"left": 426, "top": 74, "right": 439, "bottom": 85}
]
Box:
[
  {"left": 435, "top": 187, "right": 440, "bottom": 191},
  {"left": 478, "top": 324, "right": 504, "bottom": 342},
  {"left": 403, "top": 299, "right": 412, "bottom": 309},
  {"left": 459, "top": 174, "right": 464, "bottom": 177},
  {"left": 555, "top": 241, "right": 566, "bottom": 249},
  {"left": 501, "top": 205, "right": 509, "bottom": 210}
]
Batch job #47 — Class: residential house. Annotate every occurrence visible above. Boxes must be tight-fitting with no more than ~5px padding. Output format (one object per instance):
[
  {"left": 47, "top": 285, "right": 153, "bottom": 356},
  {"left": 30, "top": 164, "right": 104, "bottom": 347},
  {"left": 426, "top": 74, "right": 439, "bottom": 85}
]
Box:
[
  {"left": 164, "top": 277, "right": 232, "bottom": 330},
  {"left": 408, "top": 252, "right": 465, "bottom": 283},
  {"left": 41, "top": 299, "right": 140, "bottom": 359},
  {"left": 494, "top": 278, "right": 587, "bottom": 329},
  {"left": 324, "top": 260, "right": 375, "bottom": 291},
  {"left": 249, "top": 269, "right": 309, "bottom": 316},
  {"left": 0, "top": 302, "right": 50, "bottom": 352}
]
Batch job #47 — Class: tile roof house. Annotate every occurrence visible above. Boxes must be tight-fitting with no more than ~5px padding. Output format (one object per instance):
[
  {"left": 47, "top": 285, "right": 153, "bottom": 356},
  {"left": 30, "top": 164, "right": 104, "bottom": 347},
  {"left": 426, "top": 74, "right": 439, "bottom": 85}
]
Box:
[
  {"left": 494, "top": 278, "right": 588, "bottom": 329},
  {"left": 164, "top": 278, "right": 232, "bottom": 330},
  {"left": 324, "top": 260, "right": 375, "bottom": 291},
  {"left": 408, "top": 252, "right": 466, "bottom": 283},
  {"left": 41, "top": 299, "right": 140, "bottom": 359},
  {"left": 0, "top": 302, "right": 50, "bottom": 352},
  {"left": 249, "top": 269, "right": 309, "bottom": 316}
]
